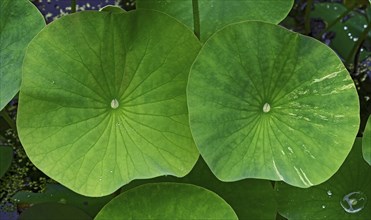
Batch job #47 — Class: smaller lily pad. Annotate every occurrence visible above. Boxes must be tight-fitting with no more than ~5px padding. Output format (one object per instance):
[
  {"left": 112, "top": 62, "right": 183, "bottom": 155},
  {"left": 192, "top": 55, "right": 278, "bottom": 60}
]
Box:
[
  {"left": 95, "top": 183, "right": 238, "bottom": 219},
  {"left": 363, "top": 117, "right": 371, "bottom": 165},
  {"left": 120, "top": 157, "right": 277, "bottom": 220},
  {"left": 275, "top": 138, "right": 371, "bottom": 220},
  {"left": 0, "top": 146, "right": 13, "bottom": 178}
]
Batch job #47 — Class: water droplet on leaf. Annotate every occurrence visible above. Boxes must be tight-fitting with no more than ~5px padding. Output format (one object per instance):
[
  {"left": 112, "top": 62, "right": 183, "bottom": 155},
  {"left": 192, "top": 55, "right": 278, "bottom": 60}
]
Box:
[
  {"left": 111, "top": 99, "right": 119, "bottom": 109},
  {"left": 263, "top": 103, "right": 271, "bottom": 113},
  {"left": 327, "top": 190, "right": 332, "bottom": 196},
  {"left": 322, "top": 205, "right": 326, "bottom": 209},
  {"left": 340, "top": 191, "right": 367, "bottom": 214}
]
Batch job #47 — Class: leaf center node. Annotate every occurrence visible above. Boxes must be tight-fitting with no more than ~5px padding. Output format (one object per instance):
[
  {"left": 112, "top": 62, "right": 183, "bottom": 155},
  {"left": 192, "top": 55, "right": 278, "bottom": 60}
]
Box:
[
  {"left": 111, "top": 99, "right": 119, "bottom": 109},
  {"left": 263, "top": 103, "right": 271, "bottom": 113}
]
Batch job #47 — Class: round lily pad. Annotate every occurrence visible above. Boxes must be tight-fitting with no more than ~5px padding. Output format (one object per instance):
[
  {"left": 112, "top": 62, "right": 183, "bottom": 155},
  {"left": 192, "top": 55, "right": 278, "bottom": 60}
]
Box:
[
  {"left": 0, "top": 0, "right": 45, "bottom": 110},
  {"left": 363, "top": 117, "right": 371, "bottom": 165},
  {"left": 137, "top": 0, "right": 294, "bottom": 42},
  {"left": 188, "top": 21, "right": 360, "bottom": 188},
  {"left": 17, "top": 10, "right": 200, "bottom": 196},
  {"left": 275, "top": 138, "right": 371, "bottom": 220},
  {"left": 120, "top": 157, "right": 277, "bottom": 220},
  {"left": 95, "top": 183, "right": 238, "bottom": 219},
  {"left": 182, "top": 158, "right": 277, "bottom": 220}
]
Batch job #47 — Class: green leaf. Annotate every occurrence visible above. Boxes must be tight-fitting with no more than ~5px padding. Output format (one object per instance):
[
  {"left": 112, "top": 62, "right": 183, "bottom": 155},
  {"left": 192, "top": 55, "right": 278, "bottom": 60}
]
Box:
[
  {"left": 275, "top": 138, "right": 371, "bottom": 220},
  {"left": 13, "top": 183, "right": 115, "bottom": 217},
  {"left": 0, "top": 0, "right": 45, "bottom": 110},
  {"left": 17, "top": 10, "right": 201, "bottom": 197},
  {"left": 121, "top": 157, "right": 277, "bottom": 220},
  {"left": 0, "top": 146, "right": 13, "bottom": 178},
  {"left": 311, "top": 3, "right": 370, "bottom": 61},
  {"left": 363, "top": 117, "right": 371, "bottom": 165},
  {"left": 182, "top": 158, "right": 277, "bottom": 220},
  {"left": 188, "top": 21, "right": 359, "bottom": 188},
  {"left": 137, "top": 0, "right": 294, "bottom": 42},
  {"left": 343, "top": 0, "right": 370, "bottom": 8},
  {"left": 18, "top": 202, "right": 92, "bottom": 220},
  {"left": 95, "top": 183, "right": 238, "bottom": 219}
]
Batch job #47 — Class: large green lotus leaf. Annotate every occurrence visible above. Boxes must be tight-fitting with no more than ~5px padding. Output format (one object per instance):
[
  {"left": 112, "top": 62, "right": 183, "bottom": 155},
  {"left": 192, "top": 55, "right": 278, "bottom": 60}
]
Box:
[
  {"left": 13, "top": 183, "right": 115, "bottom": 217},
  {"left": 17, "top": 10, "right": 201, "bottom": 197},
  {"left": 275, "top": 138, "right": 371, "bottom": 220},
  {"left": 137, "top": 0, "right": 293, "bottom": 42},
  {"left": 121, "top": 157, "right": 277, "bottom": 220},
  {"left": 0, "top": 0, "right": 45, "bottom": 110},
  {"left": 188, "top": 21, "right": 359, "bottom": 188},
  {"left": 95, "top": 183, "right": 238, "bottom": 219},
  {"left": 363, "top": 117, "right": 371, "bottom": 165}
]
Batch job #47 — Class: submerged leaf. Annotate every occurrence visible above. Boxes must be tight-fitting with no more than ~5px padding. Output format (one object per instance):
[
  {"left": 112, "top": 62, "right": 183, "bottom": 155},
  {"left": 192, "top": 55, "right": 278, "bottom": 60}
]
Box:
[
  {"left": 275, "top": 138, "right": 371, "bottom": 220},
  {"left": 13, "top": 183, "right": 115, "bottom": 217},
  {"left": 311, "top": 3, "right": 370, "bottom": 61},
  {"left": 0, "top": 146, "right": 13, "bottom": 178},
  {"left": 18, "top": 203, "right": 91, "bottom": 220}
]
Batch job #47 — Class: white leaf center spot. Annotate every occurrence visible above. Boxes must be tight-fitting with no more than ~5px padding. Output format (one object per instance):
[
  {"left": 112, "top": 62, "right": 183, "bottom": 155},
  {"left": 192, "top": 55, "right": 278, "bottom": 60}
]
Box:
[
  {"left": 111, "top": 99, "right": 119, "bottom": 109},
  {"left": 263, "top": 103, "right": 271, "bottom": 113}
]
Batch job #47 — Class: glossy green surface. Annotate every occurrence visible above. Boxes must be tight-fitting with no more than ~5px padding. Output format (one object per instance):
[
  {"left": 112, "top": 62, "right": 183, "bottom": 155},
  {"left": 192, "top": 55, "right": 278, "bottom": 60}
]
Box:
[
  {"left": 137, "top": 0, "right": 293, "bottom": 41},
  {"left": 0, "top": 0, "right": 45, "bottom": 110},
  {"left": 188, "top": 21, "right": 359, "bottom": 188},
  {"left": 17, "top": 10, "right": 200, "bottom": 196},
  {"left": 95, "top": 183, "right": 238, "bottom": 219},
  {"left": 275, "top": 138, "right": 371, "bottom": 220}
]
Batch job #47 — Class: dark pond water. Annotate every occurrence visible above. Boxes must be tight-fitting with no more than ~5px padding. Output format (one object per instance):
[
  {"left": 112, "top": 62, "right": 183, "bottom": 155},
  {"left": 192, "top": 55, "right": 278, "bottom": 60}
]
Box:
[{"left": 32, "top": 0, "right": 135, "bottom": 23}]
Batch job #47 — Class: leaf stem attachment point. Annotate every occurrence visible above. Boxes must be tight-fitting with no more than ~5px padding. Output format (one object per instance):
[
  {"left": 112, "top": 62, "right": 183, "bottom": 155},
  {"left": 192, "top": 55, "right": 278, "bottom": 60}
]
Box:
[
  {"left": 111, "top": 99, "right": 119, "bottom": 109},
  {"left": 263, "top": 103, "right": 271, "bottom": 113}
]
